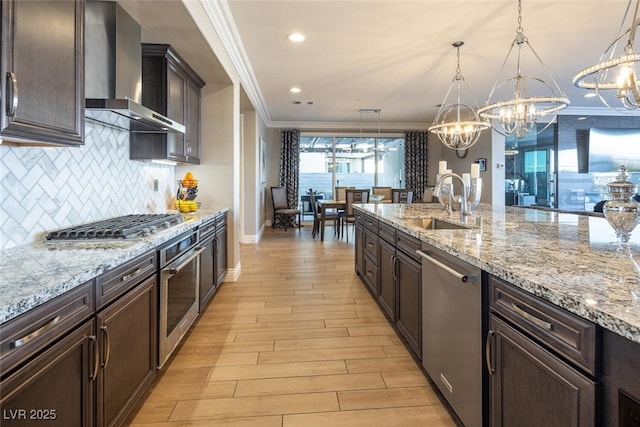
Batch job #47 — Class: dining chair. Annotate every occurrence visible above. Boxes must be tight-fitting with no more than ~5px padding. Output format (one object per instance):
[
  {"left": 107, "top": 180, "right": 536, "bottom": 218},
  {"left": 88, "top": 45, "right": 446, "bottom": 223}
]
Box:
[
  {"left": 340, "top": 189, "right": 370, "bottom": 241},
  {"left": 372, "top": 186, "right": 392, "bottom": 202},
  {"left": 270, "top": 186, "right": 301, "bottom": 231},
  {"left": 334, "top": 186, "right": 355, "bottom": 201},
  {"left": 391, "top": 188, "right": 414, "bottom": 203},
  {"left": 308, "top": 188, "right": 339, "bottom": 238}
]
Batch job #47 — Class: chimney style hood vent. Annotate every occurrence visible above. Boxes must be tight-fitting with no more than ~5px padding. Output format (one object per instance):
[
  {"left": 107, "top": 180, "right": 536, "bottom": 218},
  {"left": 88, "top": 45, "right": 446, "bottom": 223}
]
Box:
[{"left": 84, "top": 1, "right": 184, "bottom": 134}]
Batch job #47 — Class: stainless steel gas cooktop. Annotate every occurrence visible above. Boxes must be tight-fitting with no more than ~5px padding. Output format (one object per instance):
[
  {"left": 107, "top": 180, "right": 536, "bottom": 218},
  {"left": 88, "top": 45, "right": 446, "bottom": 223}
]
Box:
[{"left": 45, "top": 214, "right": 184, "bottom": 240}]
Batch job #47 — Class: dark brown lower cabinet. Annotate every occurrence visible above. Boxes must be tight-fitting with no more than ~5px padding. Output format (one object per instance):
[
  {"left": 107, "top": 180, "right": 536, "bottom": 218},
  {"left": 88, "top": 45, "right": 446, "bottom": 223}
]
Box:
[
  {"left": 355, "top": 220, "right": 364, "bottom": 276},
  {"left": 96, "top": 275, "right": 157, "bottom": 427},
  {"left": 215, "top": 220, "right": 228, "bottom": 286},
  {"left": 377, "top": 238, "right": 396, "bottom": 320},
  {"left": 488, "top": 314, "right": 597, "bottom": 427},
  {"left": 395, "top": 249, "right": 421, "bottom": 358},
  {"left": 0, "top": 320, "right": 95, "bottom": 426}
]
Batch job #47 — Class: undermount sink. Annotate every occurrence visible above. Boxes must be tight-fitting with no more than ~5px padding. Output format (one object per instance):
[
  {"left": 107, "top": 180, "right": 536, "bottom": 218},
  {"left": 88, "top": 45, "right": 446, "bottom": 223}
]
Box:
[{"left": 401, "top": 217, "right": 470, "bottom": 230}]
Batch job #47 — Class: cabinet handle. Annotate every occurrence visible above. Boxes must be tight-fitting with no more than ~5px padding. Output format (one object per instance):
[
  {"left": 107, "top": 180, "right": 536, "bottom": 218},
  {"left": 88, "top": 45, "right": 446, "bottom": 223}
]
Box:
[
  {"left": 5, "top": 72, "right": 18, "bottom": 117},
  {"left": 90, "top": 335, "right": 99, "bottom": 381},
  {"left": 121, "top": 268, "right": 141, "bottom": 282},
  {"left": 416, "top": 250, "right": 473, "bottom": 283},
  {"left": 10, "top": 315, "right": 60, "bottom": 348},
  {"left": 101, "top": 326, "right": 111, "bottom": 369},
  {"left": 485, "top": 330, "right": 494, "bottom": 375},
  {"left": 511, "top": 302, "right": 553, "bottom": 330},
  {"left": 391, "top": 255, "right": 397, "bottom": 280},
  {"left": 214, "top": 237, "right": 218, "bottom": 255}
]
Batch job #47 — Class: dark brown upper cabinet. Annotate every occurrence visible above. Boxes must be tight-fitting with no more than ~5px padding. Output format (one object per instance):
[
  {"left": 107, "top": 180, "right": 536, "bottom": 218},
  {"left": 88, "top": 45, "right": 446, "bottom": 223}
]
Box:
[
  {"left": 1, "top": 0, "right": 85, "bottom": 146},
  {"left": 130, "top": 44, "right": 204, "bottom": 164}
]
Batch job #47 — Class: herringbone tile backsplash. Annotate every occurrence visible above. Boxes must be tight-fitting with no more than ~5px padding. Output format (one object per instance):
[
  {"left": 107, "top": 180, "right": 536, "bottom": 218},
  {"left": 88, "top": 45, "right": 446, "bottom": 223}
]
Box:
[{"left": 1, "top": 122, "right": 177, "bottom": 250}]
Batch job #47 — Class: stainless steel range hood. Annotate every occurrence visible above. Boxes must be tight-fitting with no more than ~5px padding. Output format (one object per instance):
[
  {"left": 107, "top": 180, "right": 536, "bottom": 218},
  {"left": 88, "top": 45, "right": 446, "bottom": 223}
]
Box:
[{"left": 85, "top": 1, "right": 185, "bottom": 134}]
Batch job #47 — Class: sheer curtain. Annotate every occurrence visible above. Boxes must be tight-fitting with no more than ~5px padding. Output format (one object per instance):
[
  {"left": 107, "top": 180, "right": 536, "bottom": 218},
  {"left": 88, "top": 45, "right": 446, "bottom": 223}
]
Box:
[
  {"left": 279, "top": 129, "right": 300, "bottom": 208},
  {"left": 404, "top": 131, "right": 429, "bottom": 201}
]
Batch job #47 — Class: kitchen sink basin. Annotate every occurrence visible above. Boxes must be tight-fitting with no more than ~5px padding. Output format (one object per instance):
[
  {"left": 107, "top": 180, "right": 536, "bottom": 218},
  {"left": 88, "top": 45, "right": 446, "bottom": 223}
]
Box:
[{"left": 401, "top": 217, "right": 470, "bottom": 230}]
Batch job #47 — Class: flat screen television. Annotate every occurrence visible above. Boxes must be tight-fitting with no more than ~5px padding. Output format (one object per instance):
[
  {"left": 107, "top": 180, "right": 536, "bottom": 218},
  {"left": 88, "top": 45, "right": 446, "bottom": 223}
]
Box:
[{"left": 588, "top": 127, "right": 640, "bottom": 173}]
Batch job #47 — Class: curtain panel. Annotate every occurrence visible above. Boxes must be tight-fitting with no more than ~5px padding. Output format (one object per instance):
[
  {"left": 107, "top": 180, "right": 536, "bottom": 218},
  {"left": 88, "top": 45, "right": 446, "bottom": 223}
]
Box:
[
  {"left": 404, "top": 130, "right": 429, "bottom": 201},
  {"left": 279, "top": 129, "right": 300, "bottom": 208}
]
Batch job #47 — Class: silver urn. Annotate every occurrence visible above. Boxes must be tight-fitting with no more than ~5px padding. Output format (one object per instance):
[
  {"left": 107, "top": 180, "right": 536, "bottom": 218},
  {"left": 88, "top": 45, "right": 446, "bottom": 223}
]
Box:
[{"left": 603, "top": 165, "right": 640, "bottom": 245}]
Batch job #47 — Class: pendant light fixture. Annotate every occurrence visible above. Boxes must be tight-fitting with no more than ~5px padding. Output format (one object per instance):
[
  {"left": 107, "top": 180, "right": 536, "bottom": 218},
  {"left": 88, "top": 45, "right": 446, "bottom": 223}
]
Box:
[
  {"left": 573, "top": 0, "right": 640, "bottom": 111},
  {"left": 478, "top": 0, "right": 570, "bottom": 139},
  {"left": 429, "top": 41, "right": 490, "bottom": 151}
]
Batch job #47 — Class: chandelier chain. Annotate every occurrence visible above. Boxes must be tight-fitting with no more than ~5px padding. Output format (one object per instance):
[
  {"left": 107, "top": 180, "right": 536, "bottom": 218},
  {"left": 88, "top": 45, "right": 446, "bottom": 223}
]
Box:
[{"left": 516, "top": 0, "right": 524, "bottom": 35}]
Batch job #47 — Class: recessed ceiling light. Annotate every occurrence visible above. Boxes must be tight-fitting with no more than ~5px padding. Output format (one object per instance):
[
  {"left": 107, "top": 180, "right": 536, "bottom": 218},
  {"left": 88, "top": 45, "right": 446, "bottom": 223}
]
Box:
[
  {"left": 290, "top": 87, "right": 301, "bottom": 93},
  {"left": 584, "top": 92, "right": 597, "bottom": 98},
  {"left": 288, "top": 33, "right": 305, "bottom": 42}
]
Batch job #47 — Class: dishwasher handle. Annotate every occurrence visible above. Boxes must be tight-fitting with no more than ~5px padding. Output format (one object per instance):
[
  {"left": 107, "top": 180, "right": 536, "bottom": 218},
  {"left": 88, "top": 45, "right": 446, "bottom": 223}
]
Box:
[{"left": 416, "top": 250, "right": 474, "bottom": 283}]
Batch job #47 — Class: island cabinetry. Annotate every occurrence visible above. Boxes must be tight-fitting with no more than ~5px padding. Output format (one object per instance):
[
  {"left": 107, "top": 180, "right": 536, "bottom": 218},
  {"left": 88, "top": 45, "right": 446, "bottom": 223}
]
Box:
[
  {"left": 130, "top": 44, "right": 204, "bottom": 164},
  {"left": 354, "top": 211, "right": 364, "bottom": 276},
  {"left": 601, "top": 329, "right": 640, "bottom": 427},
  {"left": 200, "top": 211, "right": 228, "bottom": 310},
  {"left": 356, "top": 212, "right": 379, "bottom": 297},
  {"left": 1, "top": 0, "right": 85, "bottom": 146},
  {"left": 394, "top": 235, "right": 422, "bottom": 358},
  {"left": 376, "top": 221, "right": 422, "bottom": 359},
  {"left": 486, "top": 275, "right": 598, "bottom": 427}
]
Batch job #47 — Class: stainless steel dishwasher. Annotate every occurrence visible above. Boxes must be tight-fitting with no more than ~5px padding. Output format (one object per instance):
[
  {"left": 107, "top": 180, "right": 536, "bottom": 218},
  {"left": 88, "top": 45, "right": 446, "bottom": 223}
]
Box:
[{"left": 417, "top": 243, "right": 483, "bottom": 427}]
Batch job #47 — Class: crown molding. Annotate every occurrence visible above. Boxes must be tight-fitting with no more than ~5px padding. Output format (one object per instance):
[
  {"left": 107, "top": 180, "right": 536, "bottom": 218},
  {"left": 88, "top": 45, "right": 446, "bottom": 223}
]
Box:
[{"left": 199, "top": 0, "right": 271, "bottom": 124}]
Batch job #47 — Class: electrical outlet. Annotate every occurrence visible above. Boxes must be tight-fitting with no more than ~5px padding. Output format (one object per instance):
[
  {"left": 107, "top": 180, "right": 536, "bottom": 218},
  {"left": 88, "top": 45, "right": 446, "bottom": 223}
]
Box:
[{"left": 153, "top": 179, "right": 159, "bottom": 192}]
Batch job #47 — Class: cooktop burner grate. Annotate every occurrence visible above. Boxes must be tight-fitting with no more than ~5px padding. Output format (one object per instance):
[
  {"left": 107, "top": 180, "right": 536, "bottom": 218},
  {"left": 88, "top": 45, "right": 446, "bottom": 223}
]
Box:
[{"left": 45, "top": 214, "right": 184, "bottom": 240}]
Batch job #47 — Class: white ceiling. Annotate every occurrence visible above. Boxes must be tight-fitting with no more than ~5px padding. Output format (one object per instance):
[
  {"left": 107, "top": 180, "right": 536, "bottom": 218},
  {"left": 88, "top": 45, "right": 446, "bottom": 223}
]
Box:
[{"left": 119, "top": 0, "right": 639, "bottom": 130}]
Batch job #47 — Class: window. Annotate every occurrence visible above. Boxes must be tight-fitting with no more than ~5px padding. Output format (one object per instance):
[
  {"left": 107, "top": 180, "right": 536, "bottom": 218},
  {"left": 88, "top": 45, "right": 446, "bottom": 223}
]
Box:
[{"left": 299, "top": 134, "right": 405, "bottom": 201}]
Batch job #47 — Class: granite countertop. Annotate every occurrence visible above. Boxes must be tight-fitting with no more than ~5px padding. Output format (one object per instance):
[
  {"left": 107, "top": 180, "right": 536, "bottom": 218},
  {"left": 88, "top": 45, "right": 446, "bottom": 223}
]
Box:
[
  {"left": 356, "top": 203, "right": 640, "bottom": 344},
  {"left": 0, "top": 208, "right": 228, "bottom": 325}
]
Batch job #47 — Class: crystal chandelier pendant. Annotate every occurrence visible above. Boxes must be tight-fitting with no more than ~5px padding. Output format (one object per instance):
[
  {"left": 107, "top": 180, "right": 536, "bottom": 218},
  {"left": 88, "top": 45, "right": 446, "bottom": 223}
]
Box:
[
  {"left": 429, "top": 41, "right": 490, "bottom": 150},
  {"left": 573, "top": 0, "right": 640, "bottom": 112},
  {"left": 478, "top": 0, "right": 570, "bottom": 139}
]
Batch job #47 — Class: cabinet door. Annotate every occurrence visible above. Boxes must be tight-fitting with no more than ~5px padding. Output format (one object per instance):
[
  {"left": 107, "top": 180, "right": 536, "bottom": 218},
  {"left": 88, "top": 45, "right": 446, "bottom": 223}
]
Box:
[
  {"left": 377, "top": 239, "right": 396, "bottom": 321},
  {"left": 488, "top": 315, "right": 596, "bottom": 427},
  {"left": 166, "top": 61, "right": 186, "bottom": 163},
  {"left": 200, "top": 234, "right": 216, "bottom": 310},
  {"left": 0, "top": 320, "right": 95, "bottom": 427},
  {"left": 215, "top": 225, "right": 228, "bottom": 286},
  {"left": 396, "top": 250, "right": 421, "bottom": 358},
  {"left": 1, "top": 0, "right": 84, "bottom": 146},
  {"left": 185, "top": 77, "right": 201, "bottom": 164},
  {"left": 95, "top": 276, "right": 157, "bottom": 427},
  {"left": 355, "top": 222, "right": 364, "bottom": 276}
]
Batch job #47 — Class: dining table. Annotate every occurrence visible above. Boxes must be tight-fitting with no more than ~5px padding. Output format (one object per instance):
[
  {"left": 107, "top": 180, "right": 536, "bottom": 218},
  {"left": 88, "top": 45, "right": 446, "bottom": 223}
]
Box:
[{"left": 316, "top": 199, "right": 346, "bottom": 241}]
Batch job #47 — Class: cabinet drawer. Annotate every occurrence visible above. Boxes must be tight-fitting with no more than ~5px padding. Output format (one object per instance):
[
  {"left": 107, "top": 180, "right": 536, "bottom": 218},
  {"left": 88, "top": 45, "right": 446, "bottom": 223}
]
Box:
[
  {"left": 0, "top": 280, "right": 94, "bottom": 376},
  {"left": 378, "top": 221, "right": 395, "bottom": 243},
  {"left": 95, "top": 251, "right": 157, "bottom": 309},
  {"left": 362, "top": 213, "right": 378, "bottom": 233},
  {"left": 489, "top": 275, "right": 599, "bottom": 375},
  {"left": 363, "top": 229, "right": 378, "bottom": 261},
  {"left": 395, "top": 230, "right": 421, "bottom": 262},
  {"left": 362, "top": 253, "right": 379, "bottom": 296}
]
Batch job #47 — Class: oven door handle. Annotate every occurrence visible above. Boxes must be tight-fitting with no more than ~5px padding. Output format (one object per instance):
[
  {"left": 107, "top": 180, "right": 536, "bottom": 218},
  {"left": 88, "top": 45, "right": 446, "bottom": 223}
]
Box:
[{"left": 161, "top": 246, "right": 206, "bottom": 277}]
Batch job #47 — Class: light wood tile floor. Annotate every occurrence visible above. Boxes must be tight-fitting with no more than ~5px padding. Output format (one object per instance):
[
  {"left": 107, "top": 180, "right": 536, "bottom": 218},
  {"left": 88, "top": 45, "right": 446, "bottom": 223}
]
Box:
[{"left": 127, "top": 224, "right": 457, "bottom": 426}]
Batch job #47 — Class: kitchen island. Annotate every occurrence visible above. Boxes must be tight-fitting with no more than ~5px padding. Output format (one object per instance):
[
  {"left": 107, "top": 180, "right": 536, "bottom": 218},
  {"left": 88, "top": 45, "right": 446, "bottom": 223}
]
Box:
[
  {"left": 355, "top": 202, "right": 640, "bottom": 427},
  {"left": 355, "top": 202, "right": 640, "bottom": 343}
]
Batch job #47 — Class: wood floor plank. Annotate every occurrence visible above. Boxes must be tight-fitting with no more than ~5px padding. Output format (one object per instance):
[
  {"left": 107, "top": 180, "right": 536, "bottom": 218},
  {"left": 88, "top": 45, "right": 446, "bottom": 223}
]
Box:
[
  {"left": 206, "top": 360, "right": 348, "bottom": 382},
  {"left": 257, "top": 346, "right": 387, "bottom": 364},
  {"left": 169, "top": 392, "right": 339, "bottom": 421},
  {"left": 338, "top": 386, "right": 441, "bottom": 410},
  {"left": 234, "top": 373, "right": 385, "bottom": 397},
  {"left": 282, "top": 405, "right": 457, "bottom": 427},
  {"left": 126, "top": 227, "right": 455, "bottom": 426}
]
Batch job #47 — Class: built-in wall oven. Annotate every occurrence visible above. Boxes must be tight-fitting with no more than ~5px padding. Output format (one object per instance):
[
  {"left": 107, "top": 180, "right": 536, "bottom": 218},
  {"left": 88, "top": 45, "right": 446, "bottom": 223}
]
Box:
[{"left": 158, "top": 229, "right": 204, "bottom": 368}]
